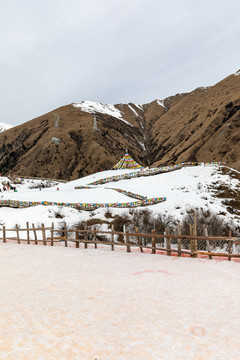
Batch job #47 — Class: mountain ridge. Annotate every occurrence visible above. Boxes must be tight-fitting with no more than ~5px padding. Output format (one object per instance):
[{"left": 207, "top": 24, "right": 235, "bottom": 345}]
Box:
[{"left": 0, "top": 73, "right": 239, "bottom": 179}]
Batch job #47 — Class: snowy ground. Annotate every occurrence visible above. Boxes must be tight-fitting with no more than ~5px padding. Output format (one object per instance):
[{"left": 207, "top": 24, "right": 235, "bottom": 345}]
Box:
[
  {"left": 0, "top": 165, "right": 239, "bottom": 230},
  {"left": 0, "top": 242, "right": 239, "bottom": 359}
]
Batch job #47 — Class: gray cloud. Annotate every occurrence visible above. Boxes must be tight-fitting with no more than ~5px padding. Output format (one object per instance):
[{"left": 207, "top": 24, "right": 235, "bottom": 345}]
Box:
[{"left": 0, "top": 0, "right": 240, "bottom": 125}]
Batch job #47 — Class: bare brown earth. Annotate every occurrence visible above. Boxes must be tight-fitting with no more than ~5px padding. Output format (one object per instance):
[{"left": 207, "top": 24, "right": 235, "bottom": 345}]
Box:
[{"left": 0, "top": 73, "right": 239, "bottom": 180}]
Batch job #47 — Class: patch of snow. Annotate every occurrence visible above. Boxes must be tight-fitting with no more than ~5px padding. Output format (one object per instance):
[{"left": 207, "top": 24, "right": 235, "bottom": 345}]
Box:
[
  {"left": 235, "top": 69, "right": 240, "bottom": 76},
  {"left": 138, "top": 140, "right": 146, "bottom": 151},
  {"left": 139, "top": 120, "right": 145, "bottom": 129},
  {"left": 73, "top": 101, "right": 133, "bottom": 126},
  {"left": 0, "top": 122, "right": 13, "bottom": 132},
  {"left": 156, "top": 99, "right": 166, "bottom": 108},
  {"left": 128, "top": 104, "right": 140, "bottom": 117},
  {"left": 197, "top": 86, "right": 209, "bottom": 91},
  {"left": 135, "top": 104, "right": 144, "bottom": 111},
  {"left": 224, "top": 166, "right": 240, "bottom": 174}
]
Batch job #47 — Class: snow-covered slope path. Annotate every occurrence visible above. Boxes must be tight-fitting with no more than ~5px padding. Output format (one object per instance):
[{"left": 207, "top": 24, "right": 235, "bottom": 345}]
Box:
[
  {"left": 0, "top": 243, "right": 239, "bottom": 359},
  {"left": 0, "top": 165, "right": 239, "bottom": 229}
]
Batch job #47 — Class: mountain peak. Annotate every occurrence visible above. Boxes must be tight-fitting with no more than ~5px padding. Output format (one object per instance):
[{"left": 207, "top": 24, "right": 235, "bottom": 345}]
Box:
[{"left": 73, "top": 100, "right": 123, "bottom": 119}]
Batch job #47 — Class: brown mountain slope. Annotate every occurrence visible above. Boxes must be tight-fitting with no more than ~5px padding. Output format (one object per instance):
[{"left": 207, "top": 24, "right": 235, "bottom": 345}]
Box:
[
  {"left": 0, "top": 73, "right": 239, "bottom": 180},
  {"left": 0, "top": 104, "right": 148, "bottom": 179},
  {"left": 150, "top": 75, "right": 240, "bottom": 169}
]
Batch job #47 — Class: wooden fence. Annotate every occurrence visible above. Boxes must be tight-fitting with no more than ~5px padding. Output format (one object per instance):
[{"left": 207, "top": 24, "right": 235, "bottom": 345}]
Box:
[{"left": 0, "top": 222, "right": 239, "bottom": 261}]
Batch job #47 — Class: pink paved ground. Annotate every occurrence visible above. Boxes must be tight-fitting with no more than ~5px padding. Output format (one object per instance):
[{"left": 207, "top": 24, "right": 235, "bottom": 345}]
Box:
[{"left": 0, "top": 243, "right": 239, "bottom": 359}]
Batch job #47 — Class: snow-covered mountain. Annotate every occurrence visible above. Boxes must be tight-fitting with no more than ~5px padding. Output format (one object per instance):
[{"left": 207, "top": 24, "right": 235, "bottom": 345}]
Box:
[{"left": 0, "top": 122, "right": 13, "bottom": 132}]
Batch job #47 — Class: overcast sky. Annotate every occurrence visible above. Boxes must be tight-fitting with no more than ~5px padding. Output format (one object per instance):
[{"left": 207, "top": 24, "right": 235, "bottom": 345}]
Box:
[{"left": 0, "top": 0, "right": 240, "bottom": 126}]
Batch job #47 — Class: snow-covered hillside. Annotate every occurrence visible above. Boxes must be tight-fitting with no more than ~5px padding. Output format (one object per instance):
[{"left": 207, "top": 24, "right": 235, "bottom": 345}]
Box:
[
  {"left": 72, "top": 99, "right": 165, "bottom": 126},
  {"left": 73, "top": 100, "right": 133, "bottom": 126},
  {"left": 73, "top": 100, "right": 123, "bottom": 119},
  {"left": 0, "top": 165, "right": 239, "bottom": 230},
  {"left": 0, "top": 121, "right": 13, "bottom": 132}
]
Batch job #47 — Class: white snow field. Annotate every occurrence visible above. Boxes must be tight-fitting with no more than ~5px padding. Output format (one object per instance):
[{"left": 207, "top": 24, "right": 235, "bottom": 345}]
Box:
[
  {"left": 0, "top": 242, "right": 239, "bottom": 359},
  {"left": 0, "top": 165, "right": 239, "bottom": 229},
  {"left": 72, "top": 101, "right": 134, "bottom": 126}
]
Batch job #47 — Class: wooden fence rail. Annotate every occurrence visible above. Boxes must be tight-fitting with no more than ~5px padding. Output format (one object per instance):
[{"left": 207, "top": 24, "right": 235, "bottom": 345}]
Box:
[{"left": 0, "top": 222, "right": 239, "bottom": 260}]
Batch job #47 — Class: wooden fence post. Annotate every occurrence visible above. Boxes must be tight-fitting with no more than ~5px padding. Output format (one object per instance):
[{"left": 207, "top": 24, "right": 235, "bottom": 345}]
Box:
[
  {"left": 164, "top": 230, "right": 167, "bottom": 249},
  {"left": 123, "top": 224, "right": 126, "bottom": 244},
  {"left": 75, "top": 230, "right": 79, "bottom": 248},
  {"left": 193, "top": 214, "right": 197, "bottom": 258},
  {"left": 228, "top": 230, "right": 232, "bottom": 261},
  {"left": 16, "top": 224, "right": 20, "bottom": 244},
  {"left": 64, "top": 222, "right": 68, "bottom": 247},
  {"left": 111, "top": 225, "right": 114, "bottom": 251},
  {"left": 42, "top": 223, "right": 46, "bottom": 245},
  {"left": 26, "top": 222, "right": 30, "bottom": 244},
  {"left": 84, "top": 223, "right": 88, "bottom": 249},
  {"left": 177, "top": 225, "right": 182, "bottom": 257},
  {"left": 32, "top": 223, "right": 38, "bottom": 245},
  {"left": 204, "top": 228, "right": 212, "bottom": 259},
  {"left": 135, "top": 226, "right": 143, "bottom": 252},
  {"left": 51, "top": 222, "right": 54, "bottom": 246},
  {"left": 152, "top": 229, "right": 156, "bottom": 254},
  {"left": 166, "top": 228, "right": 171, "bottom": 256},
  {"left": 189, "top": 224, "right": 194, "bottom": 256},
  {"left": 126, "top": 230, "right": 131, "bottom": 252},
  {"left": 3, "top": 225, "right": 6, "bottom": 243},
  {"left": 94, "top": 227, "right": 97, "bottom": 249}
]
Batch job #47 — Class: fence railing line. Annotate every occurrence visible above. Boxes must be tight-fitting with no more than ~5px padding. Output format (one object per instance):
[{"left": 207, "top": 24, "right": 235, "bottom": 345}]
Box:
[
  {"left": 0, "top": 227, "right": 240, "bottom": 245},
  {"left": 5, "top": 226, "right": 234, "bottom": 242},
  {"left": 0, "top": 222, "right": 239, "bottom": 260},
  {"left": 2, "top": 227, "right": 53, "bottom": 232},
  {"left": 1, "top": 226, "right": 238, "bottom": 242}
]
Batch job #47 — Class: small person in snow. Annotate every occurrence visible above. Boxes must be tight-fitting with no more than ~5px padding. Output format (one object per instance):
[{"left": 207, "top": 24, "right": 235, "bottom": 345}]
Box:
[{"left": 57, "top": 187, "right": 59, "bottom": 191}]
